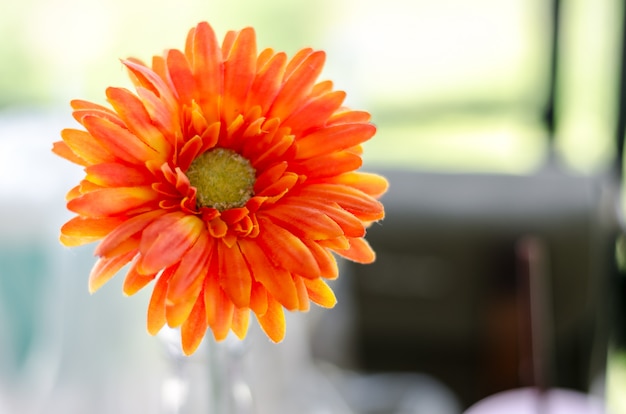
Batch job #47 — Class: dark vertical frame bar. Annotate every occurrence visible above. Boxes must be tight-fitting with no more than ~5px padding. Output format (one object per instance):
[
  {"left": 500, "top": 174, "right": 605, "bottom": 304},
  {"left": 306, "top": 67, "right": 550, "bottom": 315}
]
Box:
[
  {"left": 543, "top": 0, "right": 561, "bottom": 141},
  {"left": 615, "top": 0, "right": 626, "bottom": 173}
]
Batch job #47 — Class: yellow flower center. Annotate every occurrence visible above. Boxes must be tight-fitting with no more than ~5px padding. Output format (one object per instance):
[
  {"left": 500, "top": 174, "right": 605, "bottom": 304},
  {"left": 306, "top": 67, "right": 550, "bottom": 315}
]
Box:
[{"left": 186, "top": 148, "right": 256, "bottom": 211}]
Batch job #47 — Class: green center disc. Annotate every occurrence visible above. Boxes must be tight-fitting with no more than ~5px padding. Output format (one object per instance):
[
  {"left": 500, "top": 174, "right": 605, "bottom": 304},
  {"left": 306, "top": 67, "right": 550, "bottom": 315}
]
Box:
[{"left": 186, "top": 148, "right": 256, "bottom": 211}]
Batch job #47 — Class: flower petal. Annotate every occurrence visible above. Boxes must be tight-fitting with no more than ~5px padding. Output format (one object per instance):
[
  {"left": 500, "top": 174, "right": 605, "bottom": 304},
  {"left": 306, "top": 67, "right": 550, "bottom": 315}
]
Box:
[
  {"left": 147, "top": 266, "right": 176, "bottom": 335},
  {"left": 77, "top": 179, "right": 102, "bottom": 195},
  {"left": 284, "top": 48, "right": 313, "bottom": 78},
  {"left": 166, "top": 231, "right": 212, "bottom": 305},
  {"left": 165, "top": 264, "right": 210, "bottom": 329},
  {"left": 178, "top": 135, "right": 204, "bottom": 173},
  {"left": 328, "top": 109, "right": 371, "bottom": 125},
  {"left": 283, "top": 198, "right": 365, "bottom": 238},
  {"left": 295, "top": 123, "right": 376, "bottom": 160},
  {"left": 136, "top": 86, "right": 180, "bottom": 144},
  {"left": 326, "top": 172, "right": 389, "bottom": 198},
  {"left": 297, "top": 184, "right": 384, "bottom": 221},
  {"left": 166, "top": 48, "right": 196, "bottom": 105},
  {"left": 65, "top": 185, "right": 81, "bottom": 201},
  {"left": 255, "top": 172, "right": 299, "bottom": 198},
  {"left": 250, "top": 132, "right": 295, "bottom": 171},
  {"left": 268, "top": 50, "right": 325, "bottom": 121},
  {"left": 60, "top": 216, "right": 126, "bottom": 247},
  {"left": 204, "top": 266, "right": 235, "bottom": 341},
  {"left": 310, "top": 80, "right": 334, "bottom": 98},
  {"left": 231, "top": 307, "right": 250, "bottom": 339},
  {"left": 188, "top": 22, "right": 223, "bottom": 123},
  {"left": 251, "top": 163, "right": 285, "bottom": 194},
  {"left": 52, "top": 141, "right": 88, "bottom": 166},
  {"left": 332, "top": 237, "right": 376, "bottom": 264},
  {"left": 256, "top": 295, "right": 285, "bottom": 343},
  {"left": 106, "top": 86, "right": 172, "bottom": 156},
  {"left": 166, "top": 297, "right": 197, "bottom": 329},
  {"left": 293, "top": 276, "right": 310, "bottom": 311},
  {"left": 138, "top": 214, "right": 205, "bottom": 275},
  {"left": 150, "top": 55, "right": 168, "bottom": 82},
  {"left": 218, "top": 242, "right": 252, "bottom": 308},
  {"left": 83, "top": 115, "right": 161, "bottom": 164},
  {"left": 239, "top": 238, "right": 299, "bottom": 311},
  {"left": 250, "top": 282, "right": 268, "bottom": 317},
  {"left": 221, "top": 30, "right": 237, "bottom": 58},
  {"left": 302, "top": 278, "right": 337, "bottom": 308},
  {"left": 263, "top": 203, "right": 343, "bottom": 241},
  {"left": 295, "top": 151, "right": 362, "bottom": 179},
  {"left": 246, "top": 51, "right": 287, "bottom": 115},
  {"left": 123, "top": 59, "right": 176, "bottom": 105},
  {"left": 302, "top": 239, "right": 339, "bottom": 280},
  {"left": 122, "top": 261, "right": 157, "bottom": 296},
  {"left": 67, "top": 186, "right": 159, "bottom": 217},
  {"left": 89, "top": 250, "right": 136, "bottom": 293},
  {"left": 223, "top": 27, "right": 256, "bottom": 124},
  {"left": 283, "top": 90, "right": 345, "bottom": 135},
  {"left": 59, "top": 128, "right": 115, "bottom": 165},
  {"left": 85, "top": 162, "right": 153, "bottom": 187},
  {"left": 71, "top": 98, "right": 119, "bottom": 117},
  {"left": 255, "top": 217, "right": 320, "bottom": 279},
  {"left": 95, "top": 210, "right": 166, "bottom": 257},
  {"left": 255, "top": 47, "right": 274, "bottom": 69},
  {"left": 181, "top": 292, "right": 208, "bottom": 355}
]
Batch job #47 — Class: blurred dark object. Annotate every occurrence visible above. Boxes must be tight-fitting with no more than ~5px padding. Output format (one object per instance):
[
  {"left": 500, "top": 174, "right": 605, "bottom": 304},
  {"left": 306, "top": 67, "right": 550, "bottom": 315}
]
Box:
[
  {"left": 350, "top": 168, "right": 617, "bottom": 408},
  {"left": 342, "top": 0, "right": 626, "bottom": 409}
]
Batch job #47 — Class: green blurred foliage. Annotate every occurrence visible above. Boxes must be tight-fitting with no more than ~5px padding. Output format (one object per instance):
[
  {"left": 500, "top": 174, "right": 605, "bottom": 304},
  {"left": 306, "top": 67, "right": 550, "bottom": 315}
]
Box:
[{"left": 0, "top": 0, "right": 622, "bottom": 172}]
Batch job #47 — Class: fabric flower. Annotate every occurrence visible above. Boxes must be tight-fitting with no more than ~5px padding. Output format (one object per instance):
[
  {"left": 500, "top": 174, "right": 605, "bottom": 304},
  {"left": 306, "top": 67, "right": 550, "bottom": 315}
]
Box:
[{"left": 53, "top": 21, "right": 387, "bottom": 355}]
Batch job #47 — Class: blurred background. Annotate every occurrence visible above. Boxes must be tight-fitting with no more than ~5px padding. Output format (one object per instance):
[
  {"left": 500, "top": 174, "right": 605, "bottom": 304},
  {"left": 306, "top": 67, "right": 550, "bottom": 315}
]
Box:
[{"left": 1, "top": 0, "right": 626, "bottom": 412}]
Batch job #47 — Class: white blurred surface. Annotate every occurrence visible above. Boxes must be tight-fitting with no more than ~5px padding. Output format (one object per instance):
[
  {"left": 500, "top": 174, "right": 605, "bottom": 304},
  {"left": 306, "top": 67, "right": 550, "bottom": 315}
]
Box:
[
  {"left": 0, "top": 110, "right": 166, "bottom": 413},
  {"left": 464, "top": 388, "right": 606, "bottom": 414}
]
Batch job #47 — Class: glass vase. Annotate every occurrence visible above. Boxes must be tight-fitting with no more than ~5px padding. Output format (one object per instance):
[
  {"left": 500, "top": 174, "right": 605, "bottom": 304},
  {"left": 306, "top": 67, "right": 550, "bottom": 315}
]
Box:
[{"left": 157, "top": 327, "right": 253, "bottom": 414}]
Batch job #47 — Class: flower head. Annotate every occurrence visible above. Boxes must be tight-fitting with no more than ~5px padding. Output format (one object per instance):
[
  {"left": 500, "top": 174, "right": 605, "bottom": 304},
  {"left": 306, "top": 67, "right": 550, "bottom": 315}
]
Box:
[{"left": 53, "top": 21, "right": 387, "bottom": 355}]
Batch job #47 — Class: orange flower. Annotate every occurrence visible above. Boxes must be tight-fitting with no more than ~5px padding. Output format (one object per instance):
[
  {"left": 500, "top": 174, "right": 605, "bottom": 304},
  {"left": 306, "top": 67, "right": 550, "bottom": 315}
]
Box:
[{"left": 53, "top": 21, "right": 387, "bottom": 355}]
